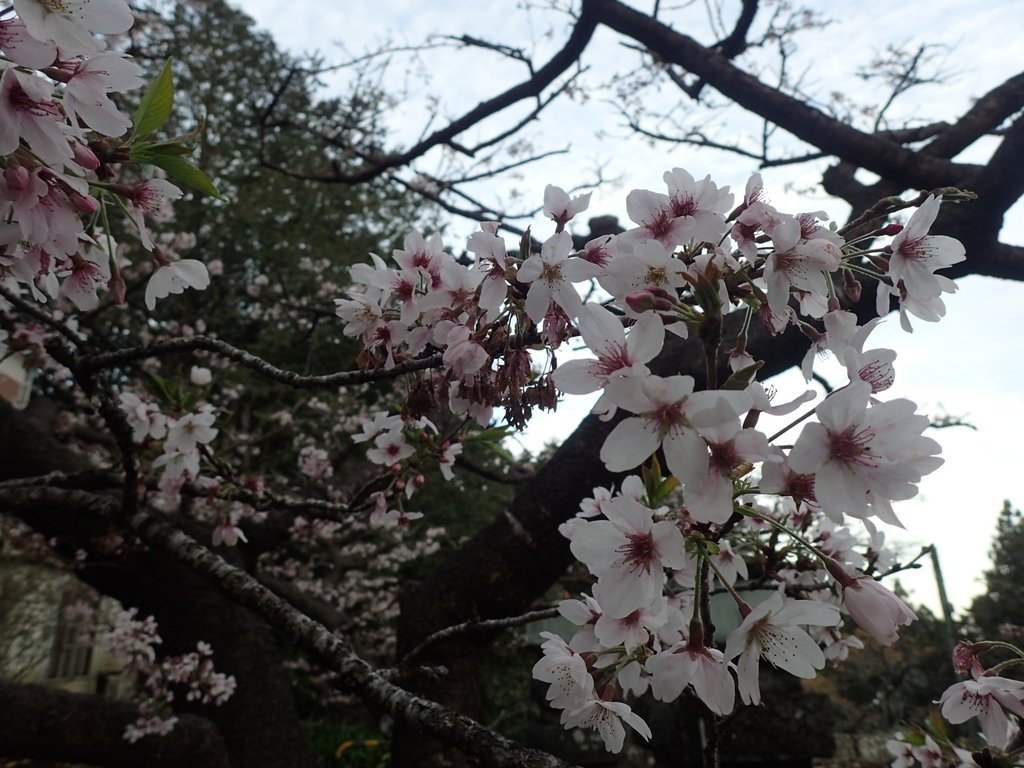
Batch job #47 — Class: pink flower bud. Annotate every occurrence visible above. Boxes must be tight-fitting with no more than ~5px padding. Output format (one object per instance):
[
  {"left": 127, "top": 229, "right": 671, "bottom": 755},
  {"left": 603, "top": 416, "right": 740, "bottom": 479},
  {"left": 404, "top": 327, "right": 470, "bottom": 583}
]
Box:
[
  {"left": 108, "top": 274, "right": 126, "bottom": 304},
  {"left": 71, "top": 192, "right": 99, "bottom": 213},
  {"left": 625, "top": 288, "right": 675, "bottom": 314},
  {"left": 881, "top": 223, "right": 904, "bottom": 236},
  {"left": 843, "top": 269, "right": 862, "bottom": 302},
  {"left": 5, "top": 165, "right": 30, "bottom": 191},
  {"left": 842, "top": 576, "right": 916, "bottom": 645},
  {"left": 72, "top": 142, "right": 101, "bottom": 171}
]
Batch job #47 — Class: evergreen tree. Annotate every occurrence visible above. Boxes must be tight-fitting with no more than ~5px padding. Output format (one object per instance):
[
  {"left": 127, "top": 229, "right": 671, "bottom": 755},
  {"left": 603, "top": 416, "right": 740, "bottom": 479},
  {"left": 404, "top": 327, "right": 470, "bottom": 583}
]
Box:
[{"left": 969, "top": 500, "right": 1024, "bottom": 642}]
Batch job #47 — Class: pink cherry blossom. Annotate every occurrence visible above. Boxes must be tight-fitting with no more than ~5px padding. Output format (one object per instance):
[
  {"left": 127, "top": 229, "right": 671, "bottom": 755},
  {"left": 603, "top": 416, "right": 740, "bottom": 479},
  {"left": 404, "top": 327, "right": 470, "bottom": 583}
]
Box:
[
  {"left": 0, "top": 18, "right": 57, "bottom": 67},
  {"left": 516, "top": 230, "right": 594, "bottom": 322},
  {"left": 840, "top": 575, "right": 916, "bottom": 646},
  {"left": 62, "top": 52, "right": 143, "bottom": 136},
  {"left": 662, "top": 167, "right": 733, "bottom": 245},
  {"left": 532, "top": 632, "right": 594, "bottom": 710},
  {"left": 543, "top": 184, "right": 591, "bottom": 227},
  {"left": 646, "top": 642, "right": 736, "bottom": 715},
  {"left": 763, "top": 215, "right": 842, "bottom": 318},
  {"left": 565, "top": 495, "right": 687, "bottom": 618},
  {"left": 939, "top": 673, "right": 1024, "bottom": 748},
  {"left": 126, "top": 180, "right": 183, "bottom": 250},
  {"left": 888, "top": 195, "right": 966, "bottom": 302},
  {"left": 551, "top": 304, "right": 664, "bottom": 406},
  {"left": 0, "top": 69, "right": 73, "bottom": 167},
  {"left": 365, "top": 428, "right": 414, "bottom": 466},
  {"left": 788, "top": 380, "right": 943, "bottom": 525},
  {"left": 165, "top": 408, "right": 218, "bottom": 453}
]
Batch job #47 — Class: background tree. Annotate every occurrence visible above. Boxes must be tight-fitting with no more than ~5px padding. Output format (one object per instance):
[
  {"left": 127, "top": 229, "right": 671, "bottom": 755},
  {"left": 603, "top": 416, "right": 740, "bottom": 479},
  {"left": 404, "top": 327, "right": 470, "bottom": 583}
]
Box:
[
  {"left": 969, "top": 501, "right": 1024, "bottom": 644},
  {"left": 1, "top": 1, "right": 1023, "bottom": 768}
]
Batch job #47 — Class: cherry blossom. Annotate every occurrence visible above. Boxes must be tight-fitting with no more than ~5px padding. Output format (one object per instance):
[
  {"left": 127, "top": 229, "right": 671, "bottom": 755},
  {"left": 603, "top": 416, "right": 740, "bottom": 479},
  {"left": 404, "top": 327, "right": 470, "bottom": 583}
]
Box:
[
  {"left": 646, "top": 642, "right": 736, "bottom": 715},
  {"left": 838, "top": 573, "right": 917, "bottom": 645},
  {"left": 723, "top": 592, "right": 840, "bottom": 705},
  {"left": 560, "top": 698, "right": 652, "bottom": 753},
  {"left": 0, "top": 18, "right": 57, "bottom": 67},
  {"left": 662, "top": 167, "right": 733, "bottom": 245},
  {"left": 552, "top": 304, "right": 664, "bottom": 420},
  {"left": 888, "top": 195, "right": 966, "bottom": 302},
  {"left": 145, "top": 257, "right": 210, "bottom": 310},
  {"left": 516, "top": 230, "right": 594, "bottom": 322},
  {"left": 61, "top": 52, "right": 143, "bottom": 136},
  {"left": 543, "top": 184, "right": 591, "bottom": 227},
  {"left": 599, "top": 374, "right": 749, "bottom": 486},
  {"left": 532, "top": 632, "right": 594, "bottom": 710},
  {"left": 565, "top": 494, "right": 687, "bottom": 618},
  {"left": 763, "top": 215, "right": 842, "bottom": 318},
  {"left": 13, "top": 0, "right": 133, "bottom": 53},
  {"left": 939, "top": 673, "right": 1024, "bottom": 748},
  {"left": 788, "top": 380, "right": 943, "bottom": 525},
  {"left": 0, "top": 68, "right": 73, "bottom": 167}
]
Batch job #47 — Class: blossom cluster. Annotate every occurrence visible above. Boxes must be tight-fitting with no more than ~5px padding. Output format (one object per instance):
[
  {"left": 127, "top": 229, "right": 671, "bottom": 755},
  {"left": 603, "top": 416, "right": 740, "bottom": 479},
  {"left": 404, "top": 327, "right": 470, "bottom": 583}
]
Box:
[
  {"left": 68, "top": 604, "right": 235, "bottom": 742},
  {"left": 334, "top": 169, "right": 966, "bottom": 750},
  {"left": 0, "top": 0, "right": 210, "bottom": 351}
]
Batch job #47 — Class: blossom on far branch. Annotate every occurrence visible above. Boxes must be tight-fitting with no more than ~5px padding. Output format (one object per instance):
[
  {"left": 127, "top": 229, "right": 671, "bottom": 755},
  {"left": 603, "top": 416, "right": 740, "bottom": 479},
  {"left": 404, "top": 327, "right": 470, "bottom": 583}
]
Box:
[{"left": 145, "top": 254, "right": 210, "bottom": 310}]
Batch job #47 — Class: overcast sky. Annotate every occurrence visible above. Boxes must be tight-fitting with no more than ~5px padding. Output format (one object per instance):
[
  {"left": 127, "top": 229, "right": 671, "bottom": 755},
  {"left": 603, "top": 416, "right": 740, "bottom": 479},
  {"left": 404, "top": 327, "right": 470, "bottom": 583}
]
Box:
[{"left": 239, "top": 0, "right": 1024, "bottom": 616}]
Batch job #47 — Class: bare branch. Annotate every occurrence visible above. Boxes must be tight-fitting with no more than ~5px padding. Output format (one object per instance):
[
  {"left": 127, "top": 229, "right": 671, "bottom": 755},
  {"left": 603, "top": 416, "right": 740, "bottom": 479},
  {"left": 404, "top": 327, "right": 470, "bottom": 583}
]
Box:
[
  {"left": 261, "top": 6, "right": 600, "bottom": 184},
  {"left": 401, "top": 606, "right": 560, "bottom": 667},
  {"left": 78, "top": 336, "right": 444, "bottom": 390}
]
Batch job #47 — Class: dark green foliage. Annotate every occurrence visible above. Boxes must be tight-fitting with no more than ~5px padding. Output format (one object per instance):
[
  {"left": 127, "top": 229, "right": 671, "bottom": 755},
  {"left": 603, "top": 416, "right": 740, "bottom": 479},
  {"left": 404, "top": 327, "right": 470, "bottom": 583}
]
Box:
[
  {"left": 818, "top": 597, "right": 958, "bottom": 732},
  {"left": 969, "top": 501, "right": 1024, "bottom": 644}
]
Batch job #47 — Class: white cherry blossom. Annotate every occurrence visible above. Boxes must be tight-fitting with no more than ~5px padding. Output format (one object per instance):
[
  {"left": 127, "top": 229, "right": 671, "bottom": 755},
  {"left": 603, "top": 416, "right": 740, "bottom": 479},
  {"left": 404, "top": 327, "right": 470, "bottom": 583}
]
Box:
[{"left": 723, "top": 593, "right": 840, "bottom": 705}]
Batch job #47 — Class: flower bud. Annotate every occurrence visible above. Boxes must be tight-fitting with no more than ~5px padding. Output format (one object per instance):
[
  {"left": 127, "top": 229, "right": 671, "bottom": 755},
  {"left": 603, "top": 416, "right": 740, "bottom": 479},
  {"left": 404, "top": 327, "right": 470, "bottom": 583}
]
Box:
[
  {"left": 190, "top": 366, "right": 212, "bottom": 386},
  {"left": 881, "top": 223, "right": 904, "bottom": 236},
  {"left": 71, "top": 192, "right": 99, "bottom": 214},
  {"left": 842, "top": 576, "right": 916, "bottom": 645},
  {"left": 107, "top": 274, "right": 126, "bottom": 305},
  {"left": 72, "top": 142, "right": 101, "bottom": 171},
  {"left": 625, "top": 287, "right": 675, "bottom": 314},
  {"left": 842, "top": 269, "right": 862, "bottom": 303},
  {"left": 5, "top": 165, "right": 30, "bottom": 191}
]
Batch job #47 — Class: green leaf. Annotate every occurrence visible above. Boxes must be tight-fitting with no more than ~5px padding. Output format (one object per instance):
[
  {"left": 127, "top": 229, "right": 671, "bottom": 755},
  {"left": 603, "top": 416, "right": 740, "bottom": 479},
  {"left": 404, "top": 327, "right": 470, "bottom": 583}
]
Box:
[
  {"left": 722, "top": 360, "right": 764, "bottom": 390},
  {"left": 147, "top": 154, "right": 220, "bottom": 197},
  {"left": 467, "top": 425, "right": 512, "bottom": 443},
  {"left": 132, "top": 59, "right": 175, "bottom": 138},
  {"left": 144, "top": 141, "right": 196, "bottom": 156}
]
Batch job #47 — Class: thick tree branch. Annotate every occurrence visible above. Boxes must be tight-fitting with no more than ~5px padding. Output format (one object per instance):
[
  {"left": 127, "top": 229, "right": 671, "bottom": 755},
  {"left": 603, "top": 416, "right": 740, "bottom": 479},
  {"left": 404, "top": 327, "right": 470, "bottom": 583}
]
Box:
[
  {"left": 924, "top": 70, "right": 1024, "bottom": 159},
  {"left": 585, "top": 0, "right": 966, "bottom": 189},
  {"left": 128, "top": 510, "right": 575, "bottom": 768}
]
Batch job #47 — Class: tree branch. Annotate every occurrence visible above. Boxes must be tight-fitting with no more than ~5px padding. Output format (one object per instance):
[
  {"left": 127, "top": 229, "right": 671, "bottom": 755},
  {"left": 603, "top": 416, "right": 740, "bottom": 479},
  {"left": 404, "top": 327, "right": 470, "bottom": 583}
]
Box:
[
  {"left": 128, "top": 509, "right": 576, "bottom": 768},
  {"left": 586, "top": 0, "right": 965, "bottom": 189},
  {"left": 78, "top": 336, "right": 443, "bottom": 390}
]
